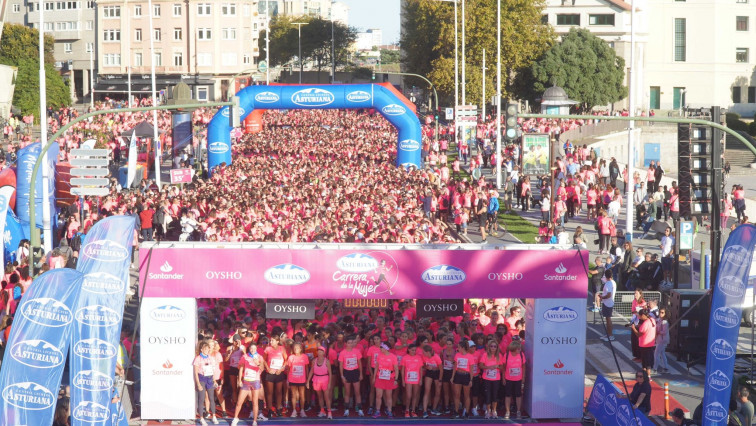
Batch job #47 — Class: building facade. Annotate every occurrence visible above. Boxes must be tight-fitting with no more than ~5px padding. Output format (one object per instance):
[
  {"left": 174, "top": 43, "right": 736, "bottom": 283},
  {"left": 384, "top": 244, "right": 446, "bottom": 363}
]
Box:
[
  {"left": 95, "top": 0, "right": 263, "bottom": 102},
  {"left": 4, "top": 0, "right": 97, "bottom": 102}
]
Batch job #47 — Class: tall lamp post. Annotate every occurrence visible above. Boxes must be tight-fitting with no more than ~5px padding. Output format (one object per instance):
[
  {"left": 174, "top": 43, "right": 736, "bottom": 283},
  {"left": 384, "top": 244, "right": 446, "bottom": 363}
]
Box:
[
  {"left": 436, "top": 0, "right": 459, "bottom": 148},
  {"left": 330, "top": 1, "right": 336, "bottom": 83},
  {"left": 292, "top": 22, "right": 308, "bottom": 84},
  {"left": 496, "top": 0, "right": 502, "bottom": 189},
  {"left": 625, "top": 0, "right": 636, "bottom": 241}
]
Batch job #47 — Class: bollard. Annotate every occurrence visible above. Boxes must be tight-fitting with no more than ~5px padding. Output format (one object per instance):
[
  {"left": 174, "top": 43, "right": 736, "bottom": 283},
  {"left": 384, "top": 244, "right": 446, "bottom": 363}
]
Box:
[{"left": 664, "top": 382, "right": 670, "bottom": 419}]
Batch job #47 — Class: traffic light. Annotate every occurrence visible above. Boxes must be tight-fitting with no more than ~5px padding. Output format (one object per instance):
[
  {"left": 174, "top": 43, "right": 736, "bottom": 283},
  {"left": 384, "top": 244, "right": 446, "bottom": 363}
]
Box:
[
  {"left": 229, "top": 95, "right": 241, "bottom": 128},
  {"left": 372, "top": 70, "right": 376, "bottom": 80},
  {"left": 505, "top": 102, "right": 518, "bottom": 141}
]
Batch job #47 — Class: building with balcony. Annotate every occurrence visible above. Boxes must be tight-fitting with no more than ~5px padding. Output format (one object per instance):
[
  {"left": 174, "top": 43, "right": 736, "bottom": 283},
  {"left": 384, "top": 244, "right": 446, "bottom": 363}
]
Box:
[
  {"left": 95, "top": 0, "right": 263, "bottom": 102},
  {"left": 4, "top": 0, "right": 97, "bottom": 102}
]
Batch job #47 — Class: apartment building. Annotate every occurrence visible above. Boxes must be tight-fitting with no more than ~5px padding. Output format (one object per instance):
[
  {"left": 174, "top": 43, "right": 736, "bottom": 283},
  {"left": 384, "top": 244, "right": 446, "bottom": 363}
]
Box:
[{"left": 4, "top": 0, "right": 97, "bottom": 101}]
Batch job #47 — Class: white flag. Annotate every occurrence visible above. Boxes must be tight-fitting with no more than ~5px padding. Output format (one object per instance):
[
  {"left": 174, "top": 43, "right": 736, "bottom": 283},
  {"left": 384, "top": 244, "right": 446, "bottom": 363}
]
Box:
[{"left": 126, "top": 131, "right": 138, "bottom": 188}]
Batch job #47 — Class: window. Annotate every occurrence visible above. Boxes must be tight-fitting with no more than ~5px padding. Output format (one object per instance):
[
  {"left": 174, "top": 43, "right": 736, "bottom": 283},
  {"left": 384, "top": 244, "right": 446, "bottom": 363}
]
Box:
[
  {"left": 198, "top": 28, "right": 212, "bottom": 40},
  {"left": 541, "top": 14, "right": 548, "bottom": 24},
  {"left": 736, "top": 16, "right": 749, "bottom": 31},
  {"left": 12, "top": 4, "right": 20, "bottom": 12},
  {"left": 104, "top": 53, "right": 121, "bottom": 66},
  {"left": 135, "top": 28, "right": 142, "bottom": 41},
  {"left": 173, "top": 52, "right": 183, "bottom": 66},
  {"left": 86, "top": 42, "right": 93, "bottom": 53},
  {"left": 174, "top": 28, "right": 182, "bottom": 40},
  {"left": 134, "top": 52, "right": 143, "bottom": 66},
  {"left": 103, "top": 29, "right": 121, "bottom": 41},
  {"left": 243, "top": 54, "right": 250, "bottom": 64},
  {"left": 736, "top": 47, "right": 749, "bottom": 63},
  {"left": 103, "top": 5, "right": 120, "bottom": 17},
  {"left": 197, "top": 53, "right": 212, "bottom": 66},
  {"left": 222, "top": 28, "right": 237, "bottom": 40},
  {"left": 64, "top": 43, "right": 72, "bottom": 53},
  {"left": 737, "top": 0, "right": 748, "bottom": 3},
  {"left": 134, "top": 4, "right": 141, "bottom": 16},
  {"left": 749, "top": 86, "right": 756, "bottom": 103},
  {"left": 56, "top": 21, "right": 79, "bottom": 30},
  {"left": 86, "top": 0, "right": 94, "bottom": 7},
  {"left": 556, "top": 14, "right": 580, "bottom": 26},
  {"left": 197, "top": 3, "right": 210, "bottom": 15},
  {"left": 221, "top": 3, "right": 236, "bottom": 15},
  {"left": 674, "top": 18, "right": 686, "bottom": 62},
  {"left": 44, "top": 2, "right": 53, "bottom": 10},
  {"left": 153, "top": 4, "right": 160, "bottom": 16},
  {"left": 86, "top": 20, "right": 94, "bottom": 30},
  {"left": 154, "top": 52, "right": 162, "bottom": 66},
  {"left": 196, "top": 86, "right": 209, "bottom": 101},
  {"left": 222, "top": 52, "right": 237, "bottom": 66},
  {"left": 43, "top": 22, "right": 53, "bottom": 31},
  {"left": 733, "top": 87, "right": 742, "bottom": 103},
  {"left": 154, "top": 28, "right": 161, "bottom": 41},
  {"left": 173, "top": 3, "right": 181, "bottom": 15},
  {"left": 589, "top": 14, "right": 614, "bottom": 26}
]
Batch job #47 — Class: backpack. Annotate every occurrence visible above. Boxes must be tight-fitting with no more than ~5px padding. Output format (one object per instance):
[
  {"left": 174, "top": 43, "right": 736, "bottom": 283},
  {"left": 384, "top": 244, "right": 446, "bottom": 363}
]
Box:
[{"left": 70, "top": 232, "right": 84, "bottom": 253}]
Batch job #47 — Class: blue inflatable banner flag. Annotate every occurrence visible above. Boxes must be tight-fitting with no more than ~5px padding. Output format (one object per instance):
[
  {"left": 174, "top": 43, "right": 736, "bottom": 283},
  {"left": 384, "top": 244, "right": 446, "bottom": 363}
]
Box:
[
  {"left": 703, "top": 224, "right": 756, "bottom": 424},
  {"left": 70, "top": 215, "right": 135, "bottom": 426},
  {"left": 586, "top": 375, "right": 655, "bottom": 426},
  {"left": 15, "top": 142, "right": 58, "bottom": 227},
  {"left": 5, "top": 210, "right": 25, "bottom": 264},
  {"left": 0, "top": 268, "right": 84, "bottom": 425}
]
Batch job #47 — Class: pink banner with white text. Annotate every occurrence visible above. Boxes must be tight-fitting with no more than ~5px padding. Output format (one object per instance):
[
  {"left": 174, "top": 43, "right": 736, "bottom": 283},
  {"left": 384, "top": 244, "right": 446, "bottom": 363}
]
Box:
[{"left": 139, "top": 247, "right": 588, "bottom": 299}]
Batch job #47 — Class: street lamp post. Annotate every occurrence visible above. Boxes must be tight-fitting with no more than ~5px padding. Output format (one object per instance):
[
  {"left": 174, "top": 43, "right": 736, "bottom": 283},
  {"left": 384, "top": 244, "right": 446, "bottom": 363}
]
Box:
[
  {"left": 625, "top": 0, "right": 636, "bottom": 241},
  {"left": 496, "top": 0, "right": 502, "bottom": 189},
  {"left": 437, "top": 0, "right": 459, "bottom": 148},
  {"left": 265, "top": 1, "right": 271, "bottom": 84},
  {"left": 292, "top": 22, "right": 308, "bottom": 84},
  {"left": 331, "top": 1, "right": 336, "bottom": 83}
]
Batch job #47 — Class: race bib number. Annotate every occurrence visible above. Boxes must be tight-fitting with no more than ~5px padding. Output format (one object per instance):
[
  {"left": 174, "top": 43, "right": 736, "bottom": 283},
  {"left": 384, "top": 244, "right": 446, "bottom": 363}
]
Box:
[
  {"left": 397, "top": 356, "right": 403, "bottom": 363},
  {"left": 426, "top": 362, "right": 437, "bottom": 369},
  {"left": 345, "top": 358, "right": 358, "bottom": 369},
  {"left": 485, "top": 369, "right": 498, "bottom": 380},
  {"left": 457, "top": 358, "right": 468, "bottom": 369},
  {"left": 443, "top": 360, "right": 453, "bottom": 370},
  {"left": 292, "top": 365, "right": 305, "bottom": 377},
  {"left": 202, "top": 364, "right": 214, "bottom": 377},
  {"left": 406, "top": 371, "right": 419, "bottom": 382},
  {"left": 378, "top": 369, "right": 391, "bottom": 380},
  {"left": 508, "top": 367, "right": 521, "bottom": 377},
  {"left": 244, "top": 368, "right": 259, "bottom": 382},
  {"left": 270, "top": 358, "right": 284, "bottom": 370}
]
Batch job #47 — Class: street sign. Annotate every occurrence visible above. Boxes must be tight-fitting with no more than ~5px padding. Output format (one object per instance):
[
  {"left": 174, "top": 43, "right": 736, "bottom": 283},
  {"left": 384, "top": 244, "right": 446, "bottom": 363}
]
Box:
[
  {"left": 70, "top": 158, "right": 109, "bottom": 167},
  {"left": 70, "top": 178, "right": 110, "bottom": 187},
  {"left": 70, "top": 148, "right": 110, "bottom": 197},
  {"left": 71, "top": 187, "right": 110, "bottom": 196},
  {"left": 445, "top": 107, "right": 454, "bottom": 120},
  {"left": 170, "top": 168, "right": 193, "bottom": 184},
  {"left": 455, "top": 104, "right": 478, "bottom": 124},
  {"left": 258, "top": 60, "right": 268, "bottom": 72},
  {"left": 679, "top": 220, "right": 695, "bottom": 250}
]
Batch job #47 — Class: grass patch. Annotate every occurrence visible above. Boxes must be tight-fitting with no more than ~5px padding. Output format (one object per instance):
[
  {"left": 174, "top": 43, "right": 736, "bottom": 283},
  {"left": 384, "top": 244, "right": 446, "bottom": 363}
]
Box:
[{"left": 498, "top": 209, "right": 540, "bottom": 244}]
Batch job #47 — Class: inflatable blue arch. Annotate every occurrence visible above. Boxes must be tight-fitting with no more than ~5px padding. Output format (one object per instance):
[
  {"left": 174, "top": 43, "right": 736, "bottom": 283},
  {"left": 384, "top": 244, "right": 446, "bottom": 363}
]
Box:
[{"left": 206, "top": 84, "right": 423, "bottom": 173}]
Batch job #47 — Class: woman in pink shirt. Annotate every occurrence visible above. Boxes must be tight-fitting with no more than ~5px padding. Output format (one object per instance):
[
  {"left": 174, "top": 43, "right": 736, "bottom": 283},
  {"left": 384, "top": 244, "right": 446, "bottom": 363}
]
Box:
[
  {"left": 421, "top": 345, "right": 442, "bottom": 417},
  {"left": 479, "top": 339, "right": 503, "bottom": 419},
  {"left": 194, "top": 341, "right": 220, "bottom": 425},
  {"left": 372, "top": 343, "right": 399, "bottom": 418},
  {"left": 306, "top": 346, "right": 333, "bottom": 419},
  {"left": 721, "top": 194, "right": 733, "bottom": 229},
  {"left": 451, "top": 340, "right": 475, "bottom": 418},
  {"left": 400, "top": 344, "right": 424, "bottom": 417},
  {"left": 502, "top": 340, "right": 526, "bottom": 419},
  {"left": 287, "top": 343, "right": 309, "bottom": 417},
  {"left": 631, "top": 309, "right": 657, "bottom": 378},
  {"left": 263, "top": 335, "right": 288, "bottom": 417}
]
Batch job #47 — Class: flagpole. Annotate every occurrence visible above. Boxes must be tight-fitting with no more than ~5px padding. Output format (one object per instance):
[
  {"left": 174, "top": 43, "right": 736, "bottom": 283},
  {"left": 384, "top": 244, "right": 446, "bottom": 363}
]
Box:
[{"left": 148, "top": 0, "right": 161, "bottom": 188}]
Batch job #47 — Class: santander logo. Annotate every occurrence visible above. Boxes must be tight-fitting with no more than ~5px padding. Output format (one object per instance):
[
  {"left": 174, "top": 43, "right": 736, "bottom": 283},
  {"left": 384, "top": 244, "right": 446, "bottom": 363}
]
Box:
[
  {"left": 555, "top": 263, "right": 567, "bottom": 273},
  {"left": 554, "top": 359, "right": 564, "bottom": 368},
  {"left": 163, "top": 359, "right": 174, "bottom": 369},
  {"left": 160, "top": 261, "right": 173, "bottom": 273}
]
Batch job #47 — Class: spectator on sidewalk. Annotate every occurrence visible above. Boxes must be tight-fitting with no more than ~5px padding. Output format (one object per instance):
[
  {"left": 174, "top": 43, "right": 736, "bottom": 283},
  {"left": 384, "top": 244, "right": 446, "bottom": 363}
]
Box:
[{"left": 598, "top": 270, "right": 616, "bottom": 342}]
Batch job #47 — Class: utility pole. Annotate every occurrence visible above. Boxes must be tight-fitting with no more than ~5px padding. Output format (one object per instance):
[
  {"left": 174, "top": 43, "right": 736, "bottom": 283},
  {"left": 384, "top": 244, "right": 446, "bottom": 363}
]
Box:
[
  {"left": 292, "top": 22, "right": 308, "bottom": 84},
  {"left": 481, "top": 48, "right": 485, "bottom": 123}
]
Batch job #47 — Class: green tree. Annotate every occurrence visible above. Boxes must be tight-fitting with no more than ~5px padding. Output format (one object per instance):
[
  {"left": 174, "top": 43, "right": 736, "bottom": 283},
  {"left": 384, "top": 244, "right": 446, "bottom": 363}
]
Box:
[
  {"left": 260, "top": 16, "right": 356, "bottom": 81},
  {"left": 380, "top": 49, "right": 401, "bottom": 65},
  {"left": 400, "top": 0, "right": 554, "bottom": 107},
  {"left": 0, "top": 24, "right": 70, "bottom": 119},
  {"left": 529, "top": 28, "right": 627, "bottom": 110}
]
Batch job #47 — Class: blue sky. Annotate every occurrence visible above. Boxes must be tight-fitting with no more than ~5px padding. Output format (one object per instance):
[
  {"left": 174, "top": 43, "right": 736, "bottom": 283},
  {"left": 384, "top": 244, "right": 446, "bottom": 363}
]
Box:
[{"left": 341, "top": 0, "right": 400, "bottom": 44}]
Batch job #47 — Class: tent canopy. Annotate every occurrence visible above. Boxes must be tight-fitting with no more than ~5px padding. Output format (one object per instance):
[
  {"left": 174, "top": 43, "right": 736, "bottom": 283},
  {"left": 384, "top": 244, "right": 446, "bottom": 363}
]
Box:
[{"left": 120, "top": 120, "right": 163, "bottom": 138}]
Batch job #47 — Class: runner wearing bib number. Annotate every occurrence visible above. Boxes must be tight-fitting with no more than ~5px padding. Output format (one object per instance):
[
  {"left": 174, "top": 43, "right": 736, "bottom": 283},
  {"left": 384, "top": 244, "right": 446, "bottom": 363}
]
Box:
[
  {"left": 400, "top": 344, "right": 423, "bottom": 418},
  {"left": 421, "top": 345, "right": 443, "bottom": 418},
  {"left": 364, "top": 334, "right": 382, "bottom": 415},
  {"left": 503, "top": 340, "right": 526, "bottom": 420},
  {"left": 287, "top": 343, "right": 309, "bottom": 418},
  {"left": 478, "top": 341, "right": 503, "bottom": 419},
  {"left": 451, "top": 340, "right": 475, "bottom": 419},
  {"left": 439, "top": 335, "right": 456, "bottom": 415},
  {"left": 263, "top": 335, "right": 288, "bottom": 418},
  {"left": 372, "top": 343, "right": 399, "bottom": 418},
  {"left": 193, "top": 341, "right": 219, "bottom": 425},
  {"left": 307, "top": 346, "right": 333, "bottom": 419},
  {"left": 337, "top": 336, "right": 364, "bottom": 417},
  {"left": 231, "top": 344, "right": 264, "bottom": 426}
]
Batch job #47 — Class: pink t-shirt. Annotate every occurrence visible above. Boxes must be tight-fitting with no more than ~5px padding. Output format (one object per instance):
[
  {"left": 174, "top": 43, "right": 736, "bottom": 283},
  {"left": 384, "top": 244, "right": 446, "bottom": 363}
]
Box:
[
  {"left": 366, "top": 345, "right": 381, "bottom": 368},
  {"left": 287, "top": 353, "right": 309, "bottom": 383},
  {"left": 424, "top": 354, "right": 442, "bottom": 370},
  {"left": 193, "top": 354, "right": 218, "bottom": 378},
  {"left": 504, "top": 351, "right": 525, "bottom": 381},
  {"left": 339, "top": 348, "right": 361, "bottom": 371},
  {"left": 454, "top": 352, "right": 475, "bottom": 373},
  {"left": 638, "top": 317, "right": 657, "bottom": 348},
  {"left": 480, "top": 352, "right": 502, "bottom": 381},
  {"left": 401, "top": 354, "right": 423, "bottom": 384},
  {"left": 264, "top": 346, "right": 287, "bottom": 371}
]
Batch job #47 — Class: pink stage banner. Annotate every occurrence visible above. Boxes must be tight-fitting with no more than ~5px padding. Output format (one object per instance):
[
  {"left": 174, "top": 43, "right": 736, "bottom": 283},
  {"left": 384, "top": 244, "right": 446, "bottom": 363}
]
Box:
[{"left": 139, "top": 247, "right": 588, "bottom": 299}]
